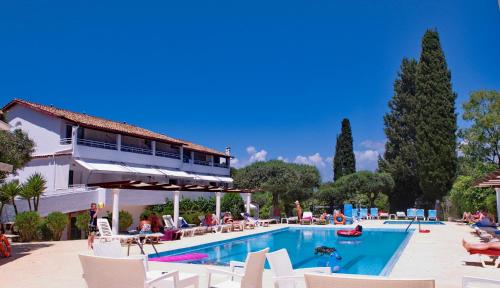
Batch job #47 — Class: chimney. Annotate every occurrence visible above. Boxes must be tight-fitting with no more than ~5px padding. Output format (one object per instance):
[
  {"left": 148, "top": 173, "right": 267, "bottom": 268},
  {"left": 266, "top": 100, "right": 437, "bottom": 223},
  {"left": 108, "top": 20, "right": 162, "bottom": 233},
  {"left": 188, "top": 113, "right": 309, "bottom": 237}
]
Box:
[{"left": 225, "top": 146, "right": 231, "bottom": 156}]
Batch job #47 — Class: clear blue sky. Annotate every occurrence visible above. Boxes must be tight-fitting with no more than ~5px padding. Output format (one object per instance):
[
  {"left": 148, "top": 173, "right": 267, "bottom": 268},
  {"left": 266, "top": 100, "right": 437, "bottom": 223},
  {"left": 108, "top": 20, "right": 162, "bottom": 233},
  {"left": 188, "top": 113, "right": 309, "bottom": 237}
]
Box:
[{"left": 0, "top": 1, "right": 499, "bottom": 181}]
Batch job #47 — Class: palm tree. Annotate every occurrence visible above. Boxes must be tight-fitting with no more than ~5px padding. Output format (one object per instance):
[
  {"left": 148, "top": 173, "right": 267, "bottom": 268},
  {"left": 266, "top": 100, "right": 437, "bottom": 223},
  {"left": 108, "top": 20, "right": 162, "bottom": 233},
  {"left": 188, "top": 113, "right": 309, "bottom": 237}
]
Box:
[
  {"left": 24, "top": 173, "right": 46, "bottom": 212},
  {"left": 19, "top": 183, "right": 33, "bottom": 211},
  {"left": 0, "top": 180, "right": 22, "bottom": 215}
]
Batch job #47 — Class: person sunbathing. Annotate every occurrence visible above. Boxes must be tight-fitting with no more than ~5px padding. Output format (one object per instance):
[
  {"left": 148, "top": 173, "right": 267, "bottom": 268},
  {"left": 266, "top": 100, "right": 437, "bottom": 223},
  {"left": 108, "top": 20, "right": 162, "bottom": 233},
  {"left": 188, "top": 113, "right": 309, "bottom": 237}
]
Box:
[{"left": 462, "top": 239, "right": 500, "bottom": 252}]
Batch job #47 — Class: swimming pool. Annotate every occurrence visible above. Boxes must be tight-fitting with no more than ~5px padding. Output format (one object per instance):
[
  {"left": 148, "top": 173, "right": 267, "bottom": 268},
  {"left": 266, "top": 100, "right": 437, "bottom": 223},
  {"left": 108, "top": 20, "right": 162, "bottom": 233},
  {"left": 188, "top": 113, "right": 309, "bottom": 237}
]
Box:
[
  {"left": 383, "top": 220, "right": 445, "bottom": 225},
  {"left": 150, "top": 227, "right": 412, "bottom": 276}
]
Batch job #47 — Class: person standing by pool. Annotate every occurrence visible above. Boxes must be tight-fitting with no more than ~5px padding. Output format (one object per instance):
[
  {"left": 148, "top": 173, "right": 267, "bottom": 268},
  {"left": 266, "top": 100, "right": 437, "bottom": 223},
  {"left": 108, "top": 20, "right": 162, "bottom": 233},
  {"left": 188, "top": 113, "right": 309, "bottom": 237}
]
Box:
[
  {"left": 87, "top": 203, "right": 98, "bottom": 249},
  {"left": 295, "top": 200, "right": 303, "bottom": 222}
]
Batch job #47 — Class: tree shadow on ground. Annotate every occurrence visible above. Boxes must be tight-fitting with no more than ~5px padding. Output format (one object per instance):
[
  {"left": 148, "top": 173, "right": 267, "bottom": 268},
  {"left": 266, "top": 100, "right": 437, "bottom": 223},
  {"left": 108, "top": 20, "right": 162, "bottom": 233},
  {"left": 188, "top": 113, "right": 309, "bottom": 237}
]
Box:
[{"left": 0, "top": 242, "right": 53, "bottom": 266}]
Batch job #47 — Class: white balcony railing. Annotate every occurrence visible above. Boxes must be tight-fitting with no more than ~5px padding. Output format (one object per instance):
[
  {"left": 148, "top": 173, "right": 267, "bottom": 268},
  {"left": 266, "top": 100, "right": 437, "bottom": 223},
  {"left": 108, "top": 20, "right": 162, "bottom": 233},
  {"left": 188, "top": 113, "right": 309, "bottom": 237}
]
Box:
[
  {"left": 60, "top": 138, "right": 72, "bottom": 145},
  {"left": 213, "top": 162, "right": 229, "bottom": 168},
  {"left": 194, "top": 159, "right": 212, "bottom": 166},
  {"left": 77, "top": 138, "right": 118, "bottom": 150},
  {"left": 155, "top": 150, "right": 180, "bottom": 159},
  {"left": 121, "top": 144, "right": 153, "bottom": 155}
]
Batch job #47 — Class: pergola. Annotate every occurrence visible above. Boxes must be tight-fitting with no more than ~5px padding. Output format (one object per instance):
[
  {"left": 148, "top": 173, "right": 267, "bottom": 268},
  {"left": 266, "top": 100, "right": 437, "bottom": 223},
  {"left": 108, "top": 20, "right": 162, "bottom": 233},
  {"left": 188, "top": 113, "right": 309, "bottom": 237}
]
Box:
[
  {"left": 88, "top": 180, "right": 258, "bottom": 234},
  {"left": 474, "top": 168, "right": 500, "bottom": 222}
]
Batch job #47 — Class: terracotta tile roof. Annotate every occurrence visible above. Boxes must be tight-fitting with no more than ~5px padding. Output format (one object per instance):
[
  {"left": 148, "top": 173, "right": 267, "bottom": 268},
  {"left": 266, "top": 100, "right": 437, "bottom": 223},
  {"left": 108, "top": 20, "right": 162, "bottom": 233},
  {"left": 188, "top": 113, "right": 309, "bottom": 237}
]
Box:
[{"left": 2, "top": 99, "right": 226, "bottom": 156}]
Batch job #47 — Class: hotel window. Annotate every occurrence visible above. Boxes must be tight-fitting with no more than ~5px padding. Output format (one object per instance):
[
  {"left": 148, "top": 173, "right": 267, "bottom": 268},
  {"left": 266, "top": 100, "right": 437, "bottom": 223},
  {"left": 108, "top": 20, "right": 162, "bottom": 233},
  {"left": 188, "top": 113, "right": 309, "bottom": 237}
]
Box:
[
  {"left": 68, "top": 170, "right": 74, "bottom": 186},
  {"left": 65, "top": 125, "right": 72, "bottom": 139}
]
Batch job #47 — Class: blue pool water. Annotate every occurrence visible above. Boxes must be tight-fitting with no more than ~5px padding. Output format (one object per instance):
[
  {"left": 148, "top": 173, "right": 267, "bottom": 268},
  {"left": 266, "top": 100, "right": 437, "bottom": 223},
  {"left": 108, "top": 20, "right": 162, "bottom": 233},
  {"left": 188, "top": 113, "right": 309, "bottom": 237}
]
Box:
[
  {"left": 150, "top": 227, "right": 411, "bottom": 275},
  {"left": 383, "top": 220, "right": 445, "bottom": 225}
]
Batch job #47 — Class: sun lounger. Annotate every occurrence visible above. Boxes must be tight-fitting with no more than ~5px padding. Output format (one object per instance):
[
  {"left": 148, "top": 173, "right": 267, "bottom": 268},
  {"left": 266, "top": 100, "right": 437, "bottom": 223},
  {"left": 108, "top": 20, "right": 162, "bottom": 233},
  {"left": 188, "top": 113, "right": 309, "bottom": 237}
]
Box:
[
  {"left": 96, "top": 219, "right": 144, "bottom": 255},
  {"left": 407, "top": 208, "right": 417, "bottom": 220},
  {"left": 207, "top": 248, "right": 269, "bottom": 288},
  {"left": 281, "top": 216, "right": 298, "bottom": 224},
  {"left": 304, "top": 273, "right": 435, "bottom": 288},
  {"left": 266, "top": 248, "right": 330, "bottom": 288},
  {"left": 178, "top": 217, "right": 207, "bottom": 235},
  {"left": 462, "top": 276, "right": 500, "bottom": 287},
  {"left": 396, "top": 211, "right": 406, "bottom": 219},
  {"left": 379, "top": 212, "right": 389, "bottom": 219},
  {"left": 343, "top": 204, "right": 355, "bottom": 224},
  {"left": 301, "top": 212, "right": 314, "bottom": 225},
  {"left": 467, "top": 248, "right": 500, "bottom": 268},
  {"left": 369, "top": 208, "right": 379, "bottom": 219},
  {"left": 416, "top": 209, "right": 425, "bottom": 220},
  {"left": 359, "top": 208, "right": 369, "bottom": 219},
  {"left": 163, "top": 215, "right": 195, "bottom": 237},
  {"left": 427, "top": 210, "right": 437, "bottom": 221}
]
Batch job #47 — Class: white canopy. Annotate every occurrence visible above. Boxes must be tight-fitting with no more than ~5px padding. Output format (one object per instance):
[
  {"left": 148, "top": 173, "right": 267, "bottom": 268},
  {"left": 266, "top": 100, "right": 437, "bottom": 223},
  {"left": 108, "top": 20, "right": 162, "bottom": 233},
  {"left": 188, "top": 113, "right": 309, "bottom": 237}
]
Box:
[
  {"left": 75, "top": 159, "right": 232, "bottom": 182},
  {"left": 157, "top": 168, "right": 193, "bottom": 179},
  {"left": 75, "top": 159, "right": 133, "bottom": 173},
  {"left": 217, "top": 176, "right": 234, "bottom": 183}
]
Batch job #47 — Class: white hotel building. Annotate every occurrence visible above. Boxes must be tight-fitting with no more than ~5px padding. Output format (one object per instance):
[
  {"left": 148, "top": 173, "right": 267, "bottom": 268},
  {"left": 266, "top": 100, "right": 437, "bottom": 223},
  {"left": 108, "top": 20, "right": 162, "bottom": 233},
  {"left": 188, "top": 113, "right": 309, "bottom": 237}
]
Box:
[{"left": 1, "top": 99, "right": 245, "bottom": 239}]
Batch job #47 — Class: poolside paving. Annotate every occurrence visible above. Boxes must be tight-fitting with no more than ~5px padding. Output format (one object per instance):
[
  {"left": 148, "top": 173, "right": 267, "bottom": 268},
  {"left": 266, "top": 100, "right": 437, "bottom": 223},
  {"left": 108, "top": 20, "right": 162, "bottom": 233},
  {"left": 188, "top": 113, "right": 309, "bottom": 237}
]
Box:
[{"left": 0, "top": 221, "right": 498, "bottom": 288}]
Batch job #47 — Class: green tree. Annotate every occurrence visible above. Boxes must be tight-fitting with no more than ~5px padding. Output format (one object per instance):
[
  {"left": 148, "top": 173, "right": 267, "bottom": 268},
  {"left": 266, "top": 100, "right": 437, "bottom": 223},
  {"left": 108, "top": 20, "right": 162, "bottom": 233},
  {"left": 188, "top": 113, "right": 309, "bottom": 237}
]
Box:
[
  {"left": 0, "top": 129, "right": 35, "bottom": 182},
  {"left": 46, "top": 211, "right": 69, "bottom": 241},
  {"left": 0, "top": 180, "right": 22, "bottom": 215},
  {"left": 449, "top": 175, "right": 496, "bottom": 217},
  {"left": 415, "top": 29, "right": 457, "bottom": 207},
  {"left": 233, "top": 160, "right": 320, "bottom": 217},
  {"left": 380, "top": 58, "right": 421, "bottom": 211},
  {"left": 459, "top": 90, "right": 500, "bottom": 167},
  {"left": 333, "top": 119, "right": 356, "bottom": 180},
  {"left": 332, "top": 171, "right": 394, "bottom": 208},
  {"left": 221, "top": 193, "right": 245, "bottom": 219}
]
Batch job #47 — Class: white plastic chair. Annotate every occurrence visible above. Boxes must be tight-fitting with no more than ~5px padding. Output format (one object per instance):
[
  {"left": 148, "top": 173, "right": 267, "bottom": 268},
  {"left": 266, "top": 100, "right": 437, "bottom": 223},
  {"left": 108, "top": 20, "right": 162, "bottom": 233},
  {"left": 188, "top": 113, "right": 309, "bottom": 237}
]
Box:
[
  {"left": 164, "top": 215, "right": 195, "bottom": 237},
  {"left": 266, "top": 249, "right": 330, "bottom": 288},
  {"left": 304, "top": 273, "right": 435, "bottom": 288},
  {"left": 463, "top": 276, "right": 500, "bottom": 288},
  {"left": 207, "top": 248, "right": 269, "bottom": 288},
  {"left": 79, "top": 253, "right": 179, "bottom": 288},
  {"left": 301, "top": 212, "right": 314, "bottom": 225},
  {"left": 92, "top": 240, "right": 199, "bottom": 288},
  {"left": 396, "top": 212, "right": 406, "bottom": 219}
]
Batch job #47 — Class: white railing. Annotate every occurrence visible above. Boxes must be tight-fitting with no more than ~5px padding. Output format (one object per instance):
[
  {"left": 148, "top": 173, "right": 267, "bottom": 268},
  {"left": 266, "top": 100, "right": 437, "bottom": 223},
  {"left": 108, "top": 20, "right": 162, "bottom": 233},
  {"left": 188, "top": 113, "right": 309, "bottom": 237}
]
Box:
[
  {"left": 213, "top": 162, "right": 229, "bottom": 168},
  {"left": 77, "top": 138, "right": 117, "bottom": 150},
  {"left": 194, "top": 159, "right": 212, "bottom": 166},
  {"left": 155, "top": 150, "right": 180, "bottom": 159},
  {"left": 60, "top": 138, "right": 72, "bottom": 144},
  {"left": 50, "top": 185, "right": 99, "bottom": 196},
  {"left": 121, "top": 144, "right": 153, "bottom": 155}
]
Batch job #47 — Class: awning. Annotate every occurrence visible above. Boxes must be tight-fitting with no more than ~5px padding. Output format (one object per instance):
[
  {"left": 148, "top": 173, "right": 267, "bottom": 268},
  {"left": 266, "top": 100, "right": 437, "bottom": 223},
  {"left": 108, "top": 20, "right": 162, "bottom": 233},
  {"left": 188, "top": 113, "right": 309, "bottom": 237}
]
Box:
[
  {"left": 127, "top": 165, "right": 164, "bottom": 176},
  {"left": 217, "top": 176, "right": 234, "bottom": 183},
  {"left": 194, "top": 174, "right": 222, "bottom": 182},
  {"left": 157, "top": 168, "right": 193, "bottom": 179},
  {"left": 75, "top": 159, "right": 134, "bottom": 173}
]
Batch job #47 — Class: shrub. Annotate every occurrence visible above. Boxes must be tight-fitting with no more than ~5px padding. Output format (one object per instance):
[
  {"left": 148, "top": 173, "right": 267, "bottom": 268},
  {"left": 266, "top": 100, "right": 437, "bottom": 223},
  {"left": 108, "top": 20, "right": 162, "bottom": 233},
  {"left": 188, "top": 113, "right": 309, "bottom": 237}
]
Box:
[
  {"left": 107, "top": 210, "right": 134, "bottom": 232},
  {"left": 221, "top": 193, "right": 245, "bottom": 220},
  {"left": 75, "top": 213, "right": 91, "bottom": 235},
  {"left": 37, "top": 220, "right": 52, "bottom": 241},
  {"left": 46, "top": 211, "right": 69, "bottom": 241},
  {"left": 15, "top": 211, "right": 41, "bottom": 242},
  {"left": 140, "top": 210, "right": 152, "bottom": 220}
]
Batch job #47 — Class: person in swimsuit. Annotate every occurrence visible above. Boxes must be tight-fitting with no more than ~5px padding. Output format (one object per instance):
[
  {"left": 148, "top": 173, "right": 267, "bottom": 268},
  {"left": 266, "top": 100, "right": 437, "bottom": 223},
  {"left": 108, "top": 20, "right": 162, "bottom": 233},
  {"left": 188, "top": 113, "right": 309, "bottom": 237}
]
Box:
[
  {"left": 295, "top": 200, "right": 303, "bottom": 222},
  {"left": 463, "top": 239, "right": 500, "bottom": 251},
  {"left": 87, "top": 203, "right": 98, "bottom": 249}
]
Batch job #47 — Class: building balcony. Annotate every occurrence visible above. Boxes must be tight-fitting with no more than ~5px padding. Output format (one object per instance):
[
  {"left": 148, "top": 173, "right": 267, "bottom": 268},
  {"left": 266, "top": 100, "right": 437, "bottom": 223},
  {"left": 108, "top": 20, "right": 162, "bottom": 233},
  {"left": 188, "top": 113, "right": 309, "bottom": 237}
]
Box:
[
  {"left": 194, "top": 159, "right": 212, "bottom": 166},
  {"left": 121, "top": 144, "right": 153, "bottom": 155},
  {"left": 213, "top": 162, "right": 229, "bottom": 168},
  {"left": 155, "top": 150, "right": 181, "bottom": 159},
  {"left": 77, "top": 138, "right": 117, "bottom": 150}
]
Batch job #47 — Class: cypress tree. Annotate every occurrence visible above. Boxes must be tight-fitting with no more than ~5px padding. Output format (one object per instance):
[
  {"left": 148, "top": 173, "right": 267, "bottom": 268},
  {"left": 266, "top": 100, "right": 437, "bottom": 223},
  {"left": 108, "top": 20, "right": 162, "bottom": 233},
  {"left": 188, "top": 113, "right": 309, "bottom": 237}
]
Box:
[
  {"left": 333, "top": 118, "right": 356, "bottom": 180},
  {"left": 415, "top": 30, "right": 457, "bottom": 207},
  {"left": 380, "top": 58, "right": 421, "bottom": 211}
]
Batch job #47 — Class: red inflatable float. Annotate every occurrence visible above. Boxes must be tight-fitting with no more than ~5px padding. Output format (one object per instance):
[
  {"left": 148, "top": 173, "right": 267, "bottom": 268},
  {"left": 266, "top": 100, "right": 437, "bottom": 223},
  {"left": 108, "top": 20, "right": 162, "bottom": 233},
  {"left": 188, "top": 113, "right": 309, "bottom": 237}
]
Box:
[{"left": 337, "top": 225, "right": 363, "bottom": 237}]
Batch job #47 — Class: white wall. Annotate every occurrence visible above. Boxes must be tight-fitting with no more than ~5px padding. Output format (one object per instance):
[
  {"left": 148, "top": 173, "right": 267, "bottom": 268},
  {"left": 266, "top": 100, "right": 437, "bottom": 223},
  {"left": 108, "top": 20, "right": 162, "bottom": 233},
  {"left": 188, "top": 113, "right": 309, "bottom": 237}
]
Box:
[
  {"left": 6, "top": 105, "right": 69, "bottom": 155},
  {"left": 9, "top": 155, "right": 71, "bottom": 193}
]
